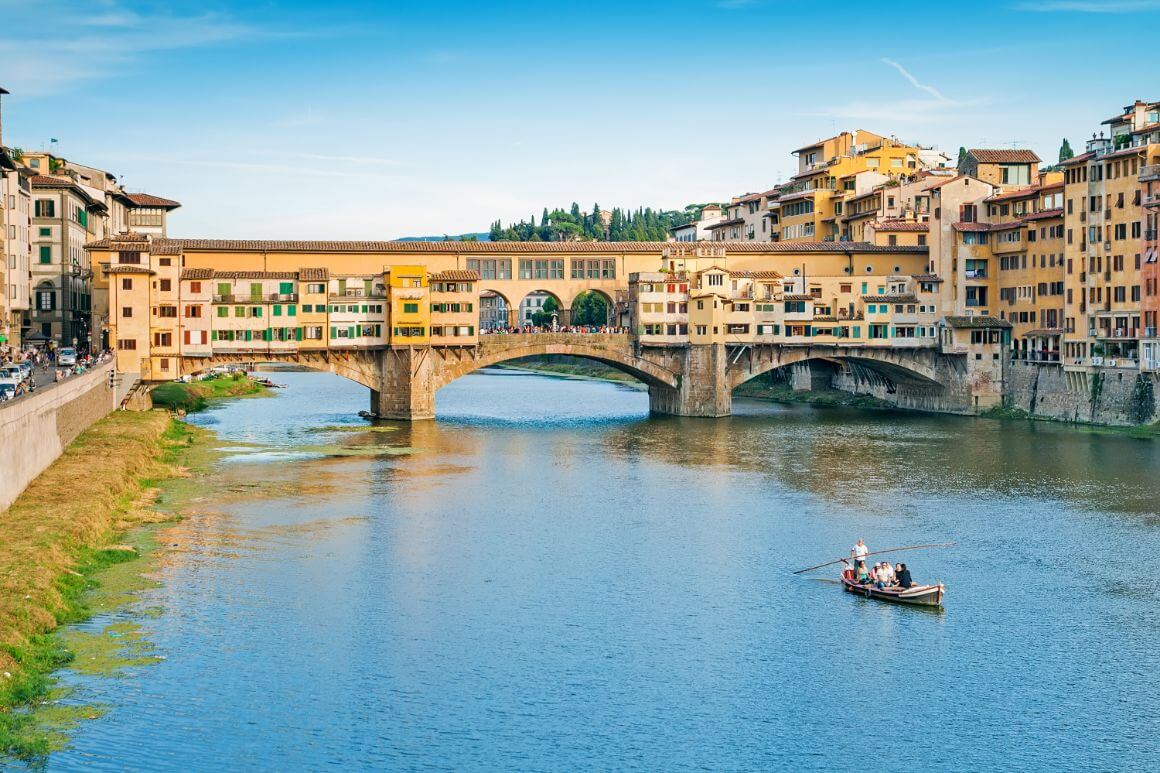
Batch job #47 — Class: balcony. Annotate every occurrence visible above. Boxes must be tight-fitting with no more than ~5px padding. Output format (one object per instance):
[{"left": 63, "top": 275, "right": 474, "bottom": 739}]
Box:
[
  {"left": 330, "top": 289, "right": 386, "bottom": 300},
  {"left": 1140, "top": 164, "right": 1160, "bottom": 182},
  {"left": 964, "top": 269, "right": 987, "bottom": 280}
]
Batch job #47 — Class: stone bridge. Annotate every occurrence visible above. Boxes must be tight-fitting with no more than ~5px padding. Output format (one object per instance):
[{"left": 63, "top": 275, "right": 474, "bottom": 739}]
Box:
[{"left": 180, "top": 333, "right": 983, "bottom": 419}]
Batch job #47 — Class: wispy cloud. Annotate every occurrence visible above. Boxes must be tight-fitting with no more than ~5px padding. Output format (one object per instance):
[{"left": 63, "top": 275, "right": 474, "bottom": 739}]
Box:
[
  {"left": 880, "top": 58, "right": 948, "bottom": 102},
  {"left": 805, "top": 59, "right": 977, "bottom": 125},
  {"left": 1013, "top": 0, "right": 1160, "bottom": 10},
  {"left": 0, "top": 0, "right": 281, "bottom": 95},
  {"left": 299, "top": 153, "right": 402, "bottom": 167}
]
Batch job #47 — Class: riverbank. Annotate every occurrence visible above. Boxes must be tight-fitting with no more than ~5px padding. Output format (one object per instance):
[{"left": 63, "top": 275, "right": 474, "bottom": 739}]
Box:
[
  {"left": 496, "top": 356, "right": 646, "bottom": 389},
  {"left": 0, "top": 411, "right": 195, "bottom": 756},
  {"left": 150, "top": 373, "right": 268, "bottom": 413}
]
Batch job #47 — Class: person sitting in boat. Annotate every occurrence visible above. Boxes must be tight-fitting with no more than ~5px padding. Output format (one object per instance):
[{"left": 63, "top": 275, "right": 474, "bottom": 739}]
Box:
[
  {"left": 879, "top": 562, "right": 896, "bottom": 587},
  {"left": 895, "top": 563, "right": 914, "bottom": 589},
  {"left": 855, "top": 561, "right": 871, "bottom": 584}
]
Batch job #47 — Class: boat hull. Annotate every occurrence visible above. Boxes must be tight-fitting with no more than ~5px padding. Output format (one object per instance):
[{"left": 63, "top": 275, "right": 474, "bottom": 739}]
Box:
[{"left": 841, "top": 575, "right": 944, "bottom": 607}]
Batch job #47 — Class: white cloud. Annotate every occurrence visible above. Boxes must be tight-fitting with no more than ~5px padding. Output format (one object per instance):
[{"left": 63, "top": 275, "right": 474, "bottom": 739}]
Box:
[
  {"left": 300, "top": 153, "right": 403, "bottom": 167},
  {"left": 1013, "top": 0, "right": 1160, "bottom": 10},
  {"left": 880, "top": 58, "right": 948, "bottom": 102},
  {"left": 0, "top": 1, "right": 261, "bottom": 95}
]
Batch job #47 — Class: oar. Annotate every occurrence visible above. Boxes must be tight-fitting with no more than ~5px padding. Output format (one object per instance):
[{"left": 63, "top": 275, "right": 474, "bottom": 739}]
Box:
[{"left": 792, "top": 542, "right": 955, "bottom": 575}]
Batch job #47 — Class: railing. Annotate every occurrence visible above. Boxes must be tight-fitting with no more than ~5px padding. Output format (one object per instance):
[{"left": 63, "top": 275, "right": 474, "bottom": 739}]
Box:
[
  {"left": 331, "top": 290, "right": 386, "bottom": 299},
  {"left": 1146, "top": 327, "right": 1158, "bottom": 338},
  {"left": 212, "top": 293, "right": 298, "bottom": 303},
  {"left": 964, "top": 269, "right": 987, "bottom": 279}
]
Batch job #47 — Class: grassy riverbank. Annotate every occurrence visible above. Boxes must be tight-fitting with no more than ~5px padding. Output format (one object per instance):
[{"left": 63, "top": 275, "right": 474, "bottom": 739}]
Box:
[
  {"left": 150, "top": 373, "right": 267, "bottom": 413},
  {"left": 0, "top": 411, "right": 196, "bottom": 756}
]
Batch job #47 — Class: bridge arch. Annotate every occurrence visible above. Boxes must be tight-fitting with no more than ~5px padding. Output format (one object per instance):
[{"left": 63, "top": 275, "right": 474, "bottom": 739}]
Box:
[
  {"left": 176, "top": 350, "right": 383, "bottom": 392},
  {"left": 569, "top": 289, "right": 615, "bottom": 327},
  {"left": 433, "top": 335, "right": 679, "bottom": 390},
  {"left": 514, "top": 289, "right": 565, "bottom": 328},
  {"left": 727, "top": 346, "right": 947, "bottom": 392}
]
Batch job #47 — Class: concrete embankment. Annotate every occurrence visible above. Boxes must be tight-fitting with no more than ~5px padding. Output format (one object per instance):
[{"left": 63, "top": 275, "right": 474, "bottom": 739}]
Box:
[
  {"left": 0, "top": 411, "right": 191, "bottom": 754},
  {"left": 0, "top": 367, "right": 118, "bottom": 511}
]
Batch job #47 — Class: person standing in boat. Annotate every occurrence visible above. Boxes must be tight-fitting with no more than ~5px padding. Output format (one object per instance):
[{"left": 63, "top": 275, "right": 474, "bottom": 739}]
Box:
[{"left": 850, "top": 539, "right": 869, "bottom": 575}]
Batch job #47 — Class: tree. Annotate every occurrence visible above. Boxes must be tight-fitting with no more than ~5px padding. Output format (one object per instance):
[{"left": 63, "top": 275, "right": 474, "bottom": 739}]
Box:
[
  {"left": 530, "top": 296, "right": 560, "bottom": 327},
  {"left": 1059, "top": 138, "right": 1074, "bottom": 163},
  {"left": 571, "top": 291, "right": 609, "bottom": 326},
  {"left": 957, "top": 146, "right": 968, "bottom": 171}
]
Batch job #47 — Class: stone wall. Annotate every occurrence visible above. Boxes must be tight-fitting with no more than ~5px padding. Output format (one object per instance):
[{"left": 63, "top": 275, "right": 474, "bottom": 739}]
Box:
[
  {"left": 1006, "top": 362, "right": 1159, "bottom": 426},
  {"left": 0, "top": 366, "right": 116, "bottom": 510}
]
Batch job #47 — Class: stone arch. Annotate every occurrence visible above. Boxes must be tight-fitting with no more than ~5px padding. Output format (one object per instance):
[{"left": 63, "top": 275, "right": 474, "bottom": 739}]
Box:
[
  {"left": 514, "top": 289, "right": 566, "bottom": 328},
  {"left": 569, "top": 288, "right": 615, "bottom": 327},
  {"left": 727, "top": 346, "right": 945, "bottom": 392},
  {"left": 433, "top": 335, "right": 679, "bottom": 390},
  {"left": 478, "top": 288, "right": 514, "bottom": 332},
  {"left": 175, "top": 350, "right": 382, "bottom": 392}
]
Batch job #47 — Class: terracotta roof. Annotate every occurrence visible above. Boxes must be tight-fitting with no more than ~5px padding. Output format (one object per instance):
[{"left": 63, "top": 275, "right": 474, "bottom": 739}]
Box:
[
  {"left": 967, "top": 149, "right": 1041, "bottom": 164},
  {"left": 152, "top": 241, "right": 183, "bottom": 255},
  {"left": 299, "top": 267, "right": 329, "bottom": 281},
  {"left": 430, "top": 269, "right": 481, "bottom": 282},
  {"left": 952, "top": 222, "right": 993, "bottom": 232},
  {"left": 124, "top": 192, "right": 181, "bottom": 209},
  {"left": 28, "top": 175, "right": 75, "bottom": 188},
  {"left": 181, "top": 268, "right": 214, "bottom": 280},
  {"left": 783, "top": 294, "right": 814, "bottom": 301},
  {"left": 1022, "top": 328, "right": 1063, "bottom": 337},
  {"left": 872, "top": 220, "right": 928, "bottom": 232},
  {"left": 863, "top": 294, "right": 917, "bottom": 303},
  {"left": 105, "top": 265, "right": 155, "bottom": 275},
  {"left": 1022, "top": 207, "right": 1064, "bottom": 222},
  {"left": 732, "top": 270, "right": 783, "bottom": 280},
  {"left": 944, "top": 315, "right": 1011, "bottom": 329},
  {"left": 912, "top": 274, "right": 944, "bottom": 283},
  {"left": 165, "top": 239, "right": 925, "bottom": 254},
  {"left": 778, "top": 188, "right": 822, "bottom": 203},
  {"left": 704, "top": 218, "right": 745, "bottom": 230},
  {"left": 989, "top": 220, "right": 1024, "bottom": 232},
  {"left": 844, "top": 209, "right": 878, "bottom": 221},
  {"left": 925, "top": 175, "right": 972, "bottom": 190},
  {"left": 984, "top": 186, "right": 1039, "bottom": 203}
]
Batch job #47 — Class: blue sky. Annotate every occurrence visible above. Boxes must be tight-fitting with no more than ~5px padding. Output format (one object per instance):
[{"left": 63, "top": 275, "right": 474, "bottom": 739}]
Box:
[{"left": 2, "top": 0, "right": 1158, "bottom": 239}]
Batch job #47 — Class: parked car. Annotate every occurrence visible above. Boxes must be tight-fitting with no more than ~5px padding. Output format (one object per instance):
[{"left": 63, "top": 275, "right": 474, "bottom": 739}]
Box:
[
  {"left": 0, "top": 366, "right": 23, "bottom": 390},
  {"left": 0, "top": 383, "right": 16, "bottom": 402},
  {"left": 58, "top": 347, "right": 77, "bottom": 366}
]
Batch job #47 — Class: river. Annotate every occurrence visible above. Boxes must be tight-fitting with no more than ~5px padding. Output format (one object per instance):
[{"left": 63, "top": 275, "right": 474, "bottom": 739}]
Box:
[{"left": 38, "top": 370, "right": 1160, "bottom": 770}]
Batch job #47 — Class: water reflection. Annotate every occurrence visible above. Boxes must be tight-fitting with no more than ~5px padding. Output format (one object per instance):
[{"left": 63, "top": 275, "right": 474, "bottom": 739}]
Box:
[{"left": 36, "top": 369, "right": 1160, "bottom": 771}]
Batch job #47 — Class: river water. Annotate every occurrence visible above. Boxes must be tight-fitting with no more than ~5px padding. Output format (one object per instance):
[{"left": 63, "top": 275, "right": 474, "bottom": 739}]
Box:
[{"left": 39, "top": 370, "right": 1160, "bottom": 770}]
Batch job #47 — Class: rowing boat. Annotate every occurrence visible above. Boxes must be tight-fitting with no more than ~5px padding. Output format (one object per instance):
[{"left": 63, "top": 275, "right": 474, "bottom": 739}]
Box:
[{"left": 840, "top": 570, "right": 944, "bottom": 607}]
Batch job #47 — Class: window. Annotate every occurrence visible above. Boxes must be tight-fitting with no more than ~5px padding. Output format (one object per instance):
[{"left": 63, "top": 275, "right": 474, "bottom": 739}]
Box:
[
  {"left": 121, "top": 278, "right": 133, "bottom": 290},
  {"left": 37, "top": 289, "right": 55, "bottom": 310},
  {"left": 160, "top": 279, "right": 172, "bottom": 292},
  {"left": 185, "top": 305, "right": 202, "bottom": 318},
  {"left": 403, "top": 303, "right": 419, "bottom": 314},
  {"left": 117, "top": 339, "right": 137, "bottom": 350},
  {"left": 39, "top": 245, "right": 52, "bottom": 264},
  {"left": 707, "top": 273, "right": 723, "bottom": 287},
  {"left": 34, "top": 199, "right": 55, "bottom": 218},
  {"left": 122, "top": 306, "right": 133, "bottom": 318}
]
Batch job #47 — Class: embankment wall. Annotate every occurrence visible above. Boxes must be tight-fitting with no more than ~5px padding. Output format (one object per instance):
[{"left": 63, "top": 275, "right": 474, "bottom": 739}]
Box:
[{"left": 0, "top": 367, "right": 116, "bottom": 510}]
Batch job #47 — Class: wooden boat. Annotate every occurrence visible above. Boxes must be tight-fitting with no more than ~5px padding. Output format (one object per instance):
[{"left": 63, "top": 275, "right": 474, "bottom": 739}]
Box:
[{"left": 840, "top": 570, "right": 944, "bottom": 607}]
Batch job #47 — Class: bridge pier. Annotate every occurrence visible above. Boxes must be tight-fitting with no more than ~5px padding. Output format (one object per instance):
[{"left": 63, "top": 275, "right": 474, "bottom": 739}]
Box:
[
  {"left": 648, "top": 344, "right": 731, "bottom": 418},
  {"left": 790, "top": 360, "right": 836, "bottom": 392},
  {"left": 371, "top": 347, "right": 436, "bottom": 420}
]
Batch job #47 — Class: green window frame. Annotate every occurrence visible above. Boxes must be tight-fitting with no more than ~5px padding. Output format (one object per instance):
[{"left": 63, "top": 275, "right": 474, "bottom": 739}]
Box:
[
  {"left": 38, "top": 227, "right": 50, "bottom": 237},
  {"left": 252, "top": 307, "right": 262, "bottom": 318},
  {"left": 234, "top": 306, "right": 245, "bottom": 317},
  {"left": 287, "top": 305, "right": 297, "bottom": 316},
  {"left": 216, "top": 307, "right": 228, "bottom": 318},
  {"left": 218, "top": 283, "right": 231, "bottom": 297},
  {"left": 403, "top": 303, "right": 418, "bottom": 314},
  {"left": 39, "top": 245, "right": 51, "bottom": 264},
  {"left": 273, "top": 305, "right": 282, "bottom": 317},
  {"left": 279, "top": 282, "right": 294, "bottom": 295}
]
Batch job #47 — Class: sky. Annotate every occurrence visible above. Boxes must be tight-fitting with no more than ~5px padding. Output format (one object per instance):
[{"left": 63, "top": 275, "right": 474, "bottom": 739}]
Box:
[{"left": 1, "top": 0, "right": 1158, "bottom": 239}]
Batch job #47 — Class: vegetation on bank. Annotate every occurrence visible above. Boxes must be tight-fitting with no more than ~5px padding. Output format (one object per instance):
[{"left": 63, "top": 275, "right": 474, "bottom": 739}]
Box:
[
  {"left": 488, "top": 202, "right": 721, "bottom": 242},
  {"left": 732, "top": 377, "right": 894, "bottom": 410},
  {"left": 0, "top": 412, "right": 195, "bottom": 757},
  {"left": 499, "top": 356, "right": 642, "bottom": 385},
  {"left": 150, "top": 373, "right": 267, "bottom": 413}
]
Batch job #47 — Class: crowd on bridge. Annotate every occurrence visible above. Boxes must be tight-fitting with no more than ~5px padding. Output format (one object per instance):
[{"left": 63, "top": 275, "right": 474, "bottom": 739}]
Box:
[{"left": 480, "top": 325, "right": 629, "bottom": 336}]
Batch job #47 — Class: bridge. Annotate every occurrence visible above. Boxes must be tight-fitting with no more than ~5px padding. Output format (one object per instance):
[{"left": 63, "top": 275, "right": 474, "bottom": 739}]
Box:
[{"left": 183, "top": 333, "right": 981, "bottom": 419}]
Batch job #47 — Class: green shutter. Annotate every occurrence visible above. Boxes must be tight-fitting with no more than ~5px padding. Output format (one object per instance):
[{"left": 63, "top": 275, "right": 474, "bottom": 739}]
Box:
[
  {"left": 264, "top": 328, "right": 272, "bottom": 341},
  {"left": 244, "top": 330, "right": 252, "bottom": 341},
  {"left": 218, "top": 283, "right": 230, "bottom": 296},
  {"left": 273, "top": 305, "right": 282, "bottom": 316},
  {"left": 296, "top": 327, "right": 303, "bottom": 341},
  {"left": 348, "top": 326, "right": 356, "bottom": 338},
  {"left": 288, "top": 305, "right": 296, "bottom": 317},
  {"left": 280, "top": 282, "right": 293, "bottom": 295},
  {"left": 330, "top": 326, "right": 336, "bottom": 338}
]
